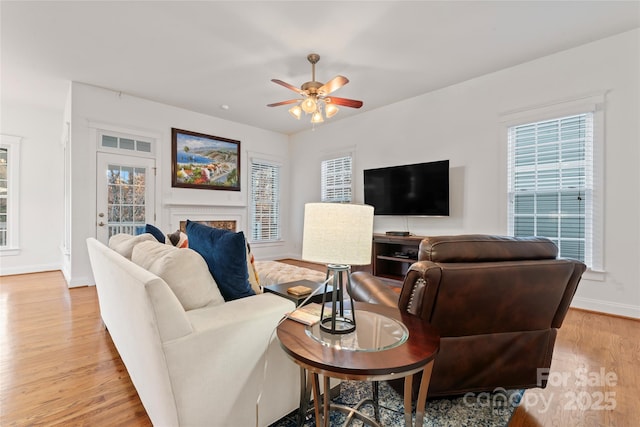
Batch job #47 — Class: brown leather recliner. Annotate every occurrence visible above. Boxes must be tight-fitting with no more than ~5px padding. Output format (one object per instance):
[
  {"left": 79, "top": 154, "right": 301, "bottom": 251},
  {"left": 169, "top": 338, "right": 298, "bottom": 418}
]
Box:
[{"left": 349, "top": 234, "right": 586, "bottom": 399}]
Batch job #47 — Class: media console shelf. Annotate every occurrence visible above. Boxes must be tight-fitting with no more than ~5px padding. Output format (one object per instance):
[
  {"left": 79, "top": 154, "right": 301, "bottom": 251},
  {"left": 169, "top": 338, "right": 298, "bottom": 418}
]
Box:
[{"left": 372, "top": 233, "right": 426, "bottom": 282}]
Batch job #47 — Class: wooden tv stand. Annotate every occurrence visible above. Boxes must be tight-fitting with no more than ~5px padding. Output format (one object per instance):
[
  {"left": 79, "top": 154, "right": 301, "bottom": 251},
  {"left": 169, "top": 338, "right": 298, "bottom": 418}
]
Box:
[{"left": 372, "top": 233, "right": 425, "bottom": 283}]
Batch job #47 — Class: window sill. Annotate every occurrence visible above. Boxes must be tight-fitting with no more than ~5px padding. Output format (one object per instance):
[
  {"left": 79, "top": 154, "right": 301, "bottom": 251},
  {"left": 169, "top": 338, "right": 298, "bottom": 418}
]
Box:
[
  {"left": 249, "top": 240, "right": 284, "bottom": 248},
  {"left": 0, "top": 247, "right": 21, "bottom": 256},
  {"left": 583, "top": 269, "right": 606, "bottom": 282}
]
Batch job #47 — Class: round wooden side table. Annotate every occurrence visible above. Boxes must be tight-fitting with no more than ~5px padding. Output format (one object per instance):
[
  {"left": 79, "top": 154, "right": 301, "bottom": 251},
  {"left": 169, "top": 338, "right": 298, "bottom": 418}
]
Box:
[{"left": 277, "top": 302, "right": 440, "bottom": 427}]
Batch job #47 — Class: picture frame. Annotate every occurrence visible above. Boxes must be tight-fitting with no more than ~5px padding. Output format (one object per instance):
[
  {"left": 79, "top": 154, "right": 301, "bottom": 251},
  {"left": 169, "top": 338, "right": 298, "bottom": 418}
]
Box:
[{"left": 171, "top": 128, "right": 240, "bottom": 191}]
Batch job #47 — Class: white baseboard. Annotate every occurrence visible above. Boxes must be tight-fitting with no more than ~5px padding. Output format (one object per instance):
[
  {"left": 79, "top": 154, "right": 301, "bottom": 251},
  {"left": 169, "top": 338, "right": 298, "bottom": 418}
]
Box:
[
  {"left": 67, "top": 275, "right": 94, "bottom": 288},
  {"left": 0, "top": 265, "right": 93, "bottom": 288},
  {"left": 0, "top": 263, "right": 61, "bottom": 277},
  {"left": 572, "top": 296, "right": 640, "bottom": 319}
]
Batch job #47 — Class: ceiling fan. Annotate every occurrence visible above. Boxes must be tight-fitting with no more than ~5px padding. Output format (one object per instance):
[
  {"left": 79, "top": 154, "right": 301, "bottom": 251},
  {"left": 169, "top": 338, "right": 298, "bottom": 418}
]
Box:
[{"left": 267, "top": 53, "right": 363, "bottom": 124}]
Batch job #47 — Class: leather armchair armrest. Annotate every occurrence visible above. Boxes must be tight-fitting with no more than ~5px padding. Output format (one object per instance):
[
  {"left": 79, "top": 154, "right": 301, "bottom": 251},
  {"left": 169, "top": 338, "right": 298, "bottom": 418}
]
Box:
[
  {"left": 398, "top": 261, "right": 442, "bottom": 319},
  {"left": 349, "top": 271, "right": 399, "bottom": 307}
]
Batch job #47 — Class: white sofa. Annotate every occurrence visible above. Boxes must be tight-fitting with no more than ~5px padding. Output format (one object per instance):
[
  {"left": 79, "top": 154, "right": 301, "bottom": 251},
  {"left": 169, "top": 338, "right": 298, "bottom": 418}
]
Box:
[{"left": 86, "top": 237, "right": 300, "bottom": 426}]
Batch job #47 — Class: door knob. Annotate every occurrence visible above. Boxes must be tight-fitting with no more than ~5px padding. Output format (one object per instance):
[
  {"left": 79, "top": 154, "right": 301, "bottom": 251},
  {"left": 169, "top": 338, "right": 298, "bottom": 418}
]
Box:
[
  {"left": 98, "top": 213, "right": 105, "bottom": 217},
  {"left": 98, "top": 221, "right": 105, "bottom": 227}
]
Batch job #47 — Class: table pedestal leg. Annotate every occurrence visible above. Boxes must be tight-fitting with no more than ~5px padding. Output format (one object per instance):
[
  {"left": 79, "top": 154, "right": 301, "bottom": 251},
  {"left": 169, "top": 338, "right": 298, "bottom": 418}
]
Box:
[
  {"left": 403, "top": 375, "right": 413, "bottom": 427},
  {"left": 309, "top": 374, "right": 382, "bottom": 427},
  {"left": 403, "top": 361, "right": 435, "bottom": 426},
  {"left": 372, "top": 381, "right": 380, "bottom": 421},
  {"left": 415, "top": 361, "right": 434, "bottom": 426},
  {"left": 323, "top": 376, "right": 330, "bottom": 427},
  {"left": 310, "top": 373, "right": 323, "bottom": 427},
  {"left": 297, "top": 368, "right": 312, "bottom": 426}
]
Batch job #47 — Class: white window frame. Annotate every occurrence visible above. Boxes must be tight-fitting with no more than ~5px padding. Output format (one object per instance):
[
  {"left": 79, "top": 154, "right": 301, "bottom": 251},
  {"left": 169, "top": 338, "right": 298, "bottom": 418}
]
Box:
[
  {"left": 500, "top": 93, "right": 605, "bottom": 280},
  {"left": 321, "top": 151, "right": 353, "bottom": 203},
  {"left": 0, "top": 135, "right": 22, "bottom": 255},
  {"left": 96, "top": 128, "right": 156, "bottom": 158},
  {"left": 249, "top": 156, "right": 282, "bottom": 243}
]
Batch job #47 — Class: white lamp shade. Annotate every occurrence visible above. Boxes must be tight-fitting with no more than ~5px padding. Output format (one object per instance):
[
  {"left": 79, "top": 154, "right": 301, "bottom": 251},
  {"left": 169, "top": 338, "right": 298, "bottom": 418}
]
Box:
[{"left": 302, "top": 203, "right": 374, "bottom": 266}]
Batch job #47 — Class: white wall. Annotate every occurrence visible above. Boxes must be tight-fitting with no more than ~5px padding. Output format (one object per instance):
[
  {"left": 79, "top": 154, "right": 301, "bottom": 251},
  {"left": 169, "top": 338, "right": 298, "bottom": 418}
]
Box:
[
  {"left": 3, "top": 29, "right": 637, "bottom": 318},
  {"left": 290, "top": 29, "right": 640, "bottom": 318},
  {"left": 66, "top": 83, "right": 292, "bottom": 287},
  {"left": 0, "top": 102, "right": 65, "bottom": 275}
]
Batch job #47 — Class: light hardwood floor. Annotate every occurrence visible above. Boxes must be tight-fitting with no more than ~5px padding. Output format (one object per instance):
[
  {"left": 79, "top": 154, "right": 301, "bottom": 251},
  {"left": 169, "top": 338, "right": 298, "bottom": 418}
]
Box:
[{"left": 1, "top": 269, "right": 638, "bottom": 426}]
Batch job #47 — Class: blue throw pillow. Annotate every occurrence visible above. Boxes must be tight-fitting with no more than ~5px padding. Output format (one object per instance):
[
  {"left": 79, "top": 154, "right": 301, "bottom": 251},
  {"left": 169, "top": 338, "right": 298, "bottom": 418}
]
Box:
[
  {"left": 185, "top": 220, "right": 255, "bottom": 301},
  {"left": 145, "top": 223, "right": 166, "bottom": 243}
]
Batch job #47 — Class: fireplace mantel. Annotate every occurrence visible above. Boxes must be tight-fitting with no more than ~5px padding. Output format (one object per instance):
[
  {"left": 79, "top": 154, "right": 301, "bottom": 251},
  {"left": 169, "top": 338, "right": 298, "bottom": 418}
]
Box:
[
  {"left": 164, "top": 202, "right": 246, "bottom": 208},
  {"left": 167, "top": 204, "right": 246, "bottom": 234}
]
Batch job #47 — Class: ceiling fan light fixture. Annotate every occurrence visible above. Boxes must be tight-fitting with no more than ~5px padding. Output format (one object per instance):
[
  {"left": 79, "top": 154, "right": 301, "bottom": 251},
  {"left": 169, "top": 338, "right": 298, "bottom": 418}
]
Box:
[
  {"left": 301, "top": 96, "right": 317, "bottom": 114},
  {"left": 325, "top": 102, "right": 339, "bottom": 118},
  {"left": 268, "top": 53, "right": 363, "bottom": 127},
  {"left": 288, "top": 104, "right": 302, "bottom": 120},
  {"left": 311, "top": 111, "right": 324, "bottom": 124}
]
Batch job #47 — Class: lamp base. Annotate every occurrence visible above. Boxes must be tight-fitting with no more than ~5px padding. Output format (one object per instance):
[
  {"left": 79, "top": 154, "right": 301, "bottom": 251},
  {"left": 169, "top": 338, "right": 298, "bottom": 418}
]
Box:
[
  {"left": 319, "top": 316, "right": 355, "bottom": 334},
  {"left": 319, "top": 264, "right": 357, "bottom": 335}
]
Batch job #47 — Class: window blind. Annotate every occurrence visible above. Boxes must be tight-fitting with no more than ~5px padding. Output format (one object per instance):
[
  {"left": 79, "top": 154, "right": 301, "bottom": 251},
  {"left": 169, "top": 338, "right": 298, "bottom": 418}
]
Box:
[
  {"left": 508, "top": 113, "right": 593, "bottom": 264},
  {"left": 250, "top": 160, "right": 280, "bottom": 242},
  {"left": 0, "top": 135, "right": 21, "bottom": 252},
  {"left": 321, "top": 155, "right": 352, "bottom": 203},
  {"left": 0, "top": 147, "right": 8, "bottom": 246}
]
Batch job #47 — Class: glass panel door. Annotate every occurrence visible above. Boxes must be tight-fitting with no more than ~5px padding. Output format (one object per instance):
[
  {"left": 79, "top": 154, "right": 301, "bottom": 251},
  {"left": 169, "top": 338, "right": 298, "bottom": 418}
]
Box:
[{"left": 96, "top": 153, "right": 155, "bottom": 244}]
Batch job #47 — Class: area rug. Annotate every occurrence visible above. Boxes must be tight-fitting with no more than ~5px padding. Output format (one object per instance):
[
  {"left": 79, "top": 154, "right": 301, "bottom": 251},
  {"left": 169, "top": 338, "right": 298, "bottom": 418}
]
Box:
[{"left": 270, "top": 380, "right": 524, "bottom": 426}]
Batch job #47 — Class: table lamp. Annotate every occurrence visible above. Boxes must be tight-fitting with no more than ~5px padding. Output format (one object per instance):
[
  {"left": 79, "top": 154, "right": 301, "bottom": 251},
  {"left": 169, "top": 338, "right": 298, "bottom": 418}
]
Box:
[{"left": 301, "top": 203, "right": 374, "bottom": 334}]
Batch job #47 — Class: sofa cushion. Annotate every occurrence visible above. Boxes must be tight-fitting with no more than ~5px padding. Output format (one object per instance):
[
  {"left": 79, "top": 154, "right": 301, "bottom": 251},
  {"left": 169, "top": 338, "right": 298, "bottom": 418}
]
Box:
[
  {"left": 145, "top": 224, "right": 167, "bottom": 244},
  {"left": 109, "top": 233, "right": 157, "bottom": 259},
  {"left": 132, "top": 240, "right": 224, "bottom": 310},
  {"left": 186, "top": 220, "right": 255, "bottom": 301}
]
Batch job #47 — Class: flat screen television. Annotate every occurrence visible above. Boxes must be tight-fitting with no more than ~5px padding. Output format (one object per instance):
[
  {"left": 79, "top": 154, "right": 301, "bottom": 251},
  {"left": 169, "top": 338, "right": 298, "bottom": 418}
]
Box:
[{"left": 363, "top": 160, "right": 449, "bottom": 216}]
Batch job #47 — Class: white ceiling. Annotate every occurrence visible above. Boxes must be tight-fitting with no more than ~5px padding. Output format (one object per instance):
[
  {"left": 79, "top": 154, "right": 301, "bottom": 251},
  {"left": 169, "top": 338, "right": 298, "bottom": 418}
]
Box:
[{"left": 2, "top": 1, "right": 639, "bottom": 135}]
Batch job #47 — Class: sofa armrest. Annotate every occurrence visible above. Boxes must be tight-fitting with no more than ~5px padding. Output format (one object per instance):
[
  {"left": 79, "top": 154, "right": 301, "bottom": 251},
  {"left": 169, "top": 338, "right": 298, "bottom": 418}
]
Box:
[
  {"left": 181, "top": 291, "right": 295, "bottom": 333},
  {"left": 552, "top": 259, "right": 587, "bottom": 328},
  {"left": 161, "top": 293, "right": 299, "bottom": 426},
  {"left": 349, "top": 271, "right": 399, "bottom": 307}
]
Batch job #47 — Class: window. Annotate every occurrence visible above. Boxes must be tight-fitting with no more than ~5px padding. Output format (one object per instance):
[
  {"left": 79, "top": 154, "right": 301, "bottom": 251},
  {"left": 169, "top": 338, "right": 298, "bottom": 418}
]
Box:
[
  {"left": 0, "top": 147, "right": 8, "bottom": 246},
  {"left": 98, "top": 131, "right": 154, "bottom": 155},
  {"left": 508, "top": 113, "right": 594, "bottom": 265},
  {"left": 250, "top": 159, "right": 281, "bottom": 242},
  {"left": 106, "top": 164, "right": 150, "bottom": 238},
  {"left": 321, "top": 155, "right": 352, "bottom": 202},
  {"left": 0, "top": 135, "right": 21, "bottom": 254}
]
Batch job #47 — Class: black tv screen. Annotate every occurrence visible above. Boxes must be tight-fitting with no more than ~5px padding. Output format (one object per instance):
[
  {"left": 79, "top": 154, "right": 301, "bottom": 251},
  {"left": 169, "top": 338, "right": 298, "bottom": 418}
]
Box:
[{"left": 363, "top": 160, "right": 449, "bottom": 216}]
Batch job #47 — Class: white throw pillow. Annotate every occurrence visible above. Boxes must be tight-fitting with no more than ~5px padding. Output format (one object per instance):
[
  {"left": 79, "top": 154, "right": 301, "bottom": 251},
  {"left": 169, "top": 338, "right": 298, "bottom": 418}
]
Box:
[
  {"left": 108, "top": 233, "right": 156, "bottom": 259},
  {"left": 132, "top": 240, "right": 225, "bottom": 310}
]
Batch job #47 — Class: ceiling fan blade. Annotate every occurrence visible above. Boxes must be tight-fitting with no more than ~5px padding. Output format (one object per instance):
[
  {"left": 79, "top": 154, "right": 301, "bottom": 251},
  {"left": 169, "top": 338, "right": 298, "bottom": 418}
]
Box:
[
  {"left": 267, "top": 99, "right": 300, "bottom": 107},
  {"left": 318, "top": 75, "right": 348, "bottom": 95},
  {"left": 271, "top": 79, "right": 304, "bottom": 95},
  {"left": 326, "top": 97, "right": 363, "bottom": 109}
]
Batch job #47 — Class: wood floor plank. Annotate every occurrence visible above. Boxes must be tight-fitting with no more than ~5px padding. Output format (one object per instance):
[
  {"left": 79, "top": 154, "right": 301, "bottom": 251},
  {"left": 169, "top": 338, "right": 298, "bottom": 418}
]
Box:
[
  {"left": 1, "top": 269, "right": 637, "bottom": 426},
  {"left": 509, "top": 309, "right": 640, "bottom": 426},
  {"left": 0, "top": 271, "right": 150, "bottom": 426}
]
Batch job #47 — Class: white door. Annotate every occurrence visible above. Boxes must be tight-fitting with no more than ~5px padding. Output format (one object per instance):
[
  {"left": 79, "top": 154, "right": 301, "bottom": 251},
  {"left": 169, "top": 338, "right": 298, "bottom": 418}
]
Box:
[{"left": 96, "top": 152, "right": 156, "bottom": 244}]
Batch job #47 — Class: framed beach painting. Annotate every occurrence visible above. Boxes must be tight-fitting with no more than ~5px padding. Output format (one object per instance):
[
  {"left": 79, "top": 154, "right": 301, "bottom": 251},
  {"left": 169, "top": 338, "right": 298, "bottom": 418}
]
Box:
[{"left": 171, "top": 128, "right": 240, "bottom": 191}]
